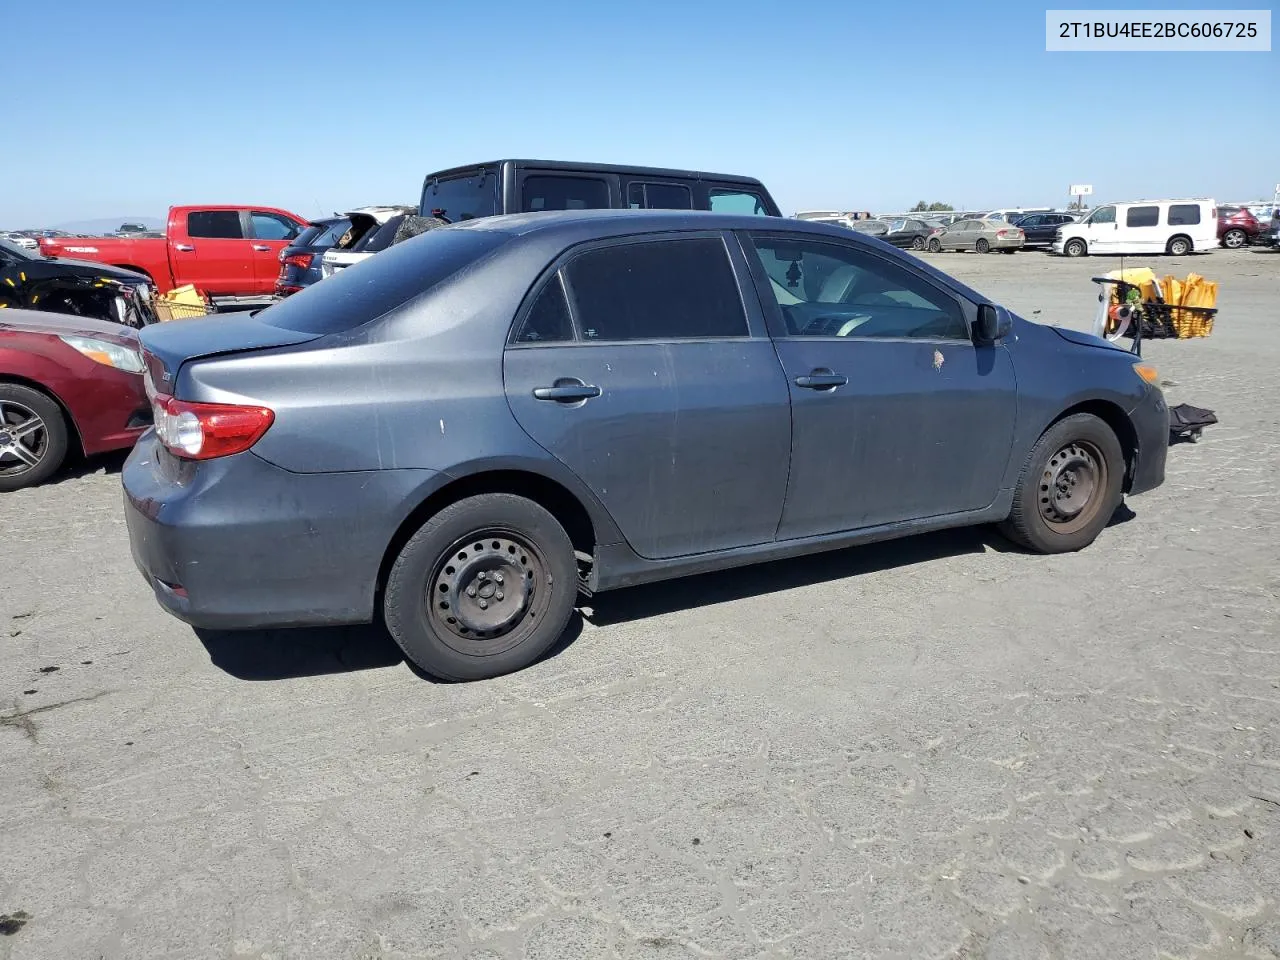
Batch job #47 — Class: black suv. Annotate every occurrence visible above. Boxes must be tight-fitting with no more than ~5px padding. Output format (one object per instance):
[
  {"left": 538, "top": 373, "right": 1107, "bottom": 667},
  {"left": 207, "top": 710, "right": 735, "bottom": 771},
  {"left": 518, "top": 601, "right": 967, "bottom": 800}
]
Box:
[
  {"left": 1012, "top": 212, "right": 1079, "bottom": 248},
  {"left": 419, "top": 159, "right": 781, "bottom": 223}
]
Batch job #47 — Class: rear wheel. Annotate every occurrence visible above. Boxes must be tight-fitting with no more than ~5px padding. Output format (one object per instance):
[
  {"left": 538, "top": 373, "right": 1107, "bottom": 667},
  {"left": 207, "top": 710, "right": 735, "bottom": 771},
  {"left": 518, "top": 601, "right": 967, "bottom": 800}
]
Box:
[
  {"left": 999, "top": 413, "right": 1124, "bottom": 553},
  {"left": 383, "top": 494, "right": 578, "bottom": 681},
  {"left": 1221, "top": 229, "right": 1247, "bottom": 249},
  {"left": 928, "top": 238, "right": 942, "bottom": 253},
  {"left": 1064, "top": 238, "right": 1088, "bottom": 258},
  {"left": 975, "top": 238, "right": 990, "bottom": 254},
  {"left": 911, "top": 236, "right": 925, "bottom": 250},
  {"left": 0, "top": 384, "right": 69, "bottom": 492},
  {"left": 1167, "top": 235, "right": 1192, "bottom": 256}
]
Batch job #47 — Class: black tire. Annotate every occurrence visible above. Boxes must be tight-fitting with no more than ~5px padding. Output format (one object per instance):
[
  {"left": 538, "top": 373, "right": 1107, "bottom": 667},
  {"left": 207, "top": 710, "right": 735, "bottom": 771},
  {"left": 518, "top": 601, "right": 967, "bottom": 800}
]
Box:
[
  {"left": 928, "top": 238, "right": 942, "bottom": 253},
  {"left": 911, "top": 236, "right": 925, "bottom": 250},
  {"left": 998, "top": 413, "right": 1124, "bottom": 554},
  {"left": 975, "top": 238, "right": 990, "bottom": 254},
  {"left": 383, "top": 493, "right": 578, "bottom": 681},
  {"left": 1064, "top": 238, "right": 1088, "bottom": 258},
  {"left": 1167, "top": 235, "right": 1192, "bottom": 256},
  {"left": 0, "top": 383, "right": 69, "bottom": 492},
  {"left": 1221, "top": 229, "right": 1247, "bottom": 249},
  {"left": 1001, "top": 248, "right": 1017, "bottom": 254}
]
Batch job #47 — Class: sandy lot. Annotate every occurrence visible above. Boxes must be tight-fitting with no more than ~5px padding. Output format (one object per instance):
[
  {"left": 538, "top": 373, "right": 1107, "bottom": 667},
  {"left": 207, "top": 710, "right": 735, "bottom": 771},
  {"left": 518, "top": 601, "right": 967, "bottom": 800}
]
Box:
[{"left": 1, "top": 246, "right": 1278, "bottom": 959}]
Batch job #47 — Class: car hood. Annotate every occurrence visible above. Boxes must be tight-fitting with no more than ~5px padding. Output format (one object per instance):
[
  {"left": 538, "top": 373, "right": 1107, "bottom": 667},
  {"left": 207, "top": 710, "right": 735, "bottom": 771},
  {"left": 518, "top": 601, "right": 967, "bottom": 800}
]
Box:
[
  {"left": 0, "top": 307, "right": 140, "bottom": 345},
  {"left": 1050, "top": 325, "right": 1131, "bottom": 353}
]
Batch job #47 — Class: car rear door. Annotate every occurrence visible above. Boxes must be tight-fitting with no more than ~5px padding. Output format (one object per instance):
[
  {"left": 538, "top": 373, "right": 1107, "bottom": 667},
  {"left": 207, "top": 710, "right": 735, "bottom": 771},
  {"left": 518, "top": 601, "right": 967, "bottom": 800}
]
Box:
[
  {"left": 248, "top": 211, "right": 302, "bottom": 294},
  {"left": 739, "top": 230, "right": 1017, "bottom": 537},
  {"left": 173, "top": 209, "right": 255, "bottom": 296},
  {"left": 502, "top": 232, "right": 793, "bottom": 560}
]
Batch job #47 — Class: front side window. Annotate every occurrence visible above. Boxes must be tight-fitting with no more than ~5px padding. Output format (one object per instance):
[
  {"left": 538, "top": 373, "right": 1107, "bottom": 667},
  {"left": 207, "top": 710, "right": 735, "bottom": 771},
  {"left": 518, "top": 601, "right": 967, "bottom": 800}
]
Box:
[
  {"left": 1168, "top": 204, "right": 1202, "bottom": 225},
  {"left": 187, "top": 210, "right": 243, "bottom": 239},
  {"left": 250, "top": 211, "right": 299, "bottom": 241},
  {"left": 421, "top": 170, "right": 500, "bottom": 223},
  {"left": 1088, "top": 206, "right": 1116, "bottom": 225},
  {"left": 1126, "top": 205, "right": 1160, "bottom": 228},
  {"left": 564, "top": 237, "right": 748, "bottom": 342},
  {"left": 747, "top": 235, "right": 968, "bottom": 341},
  {"left": 521, "top": 176, "right": 610, "bottom": 213},
  {"left": 708, "top": 189, "right": 768, "bottom": 216}
]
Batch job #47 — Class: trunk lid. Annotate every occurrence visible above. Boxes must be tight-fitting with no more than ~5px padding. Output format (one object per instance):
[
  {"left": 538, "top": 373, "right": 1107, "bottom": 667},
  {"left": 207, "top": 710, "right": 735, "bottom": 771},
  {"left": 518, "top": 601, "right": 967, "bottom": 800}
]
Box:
[{"left": 138, "top": 311, "right": 323, "bottom": 395}]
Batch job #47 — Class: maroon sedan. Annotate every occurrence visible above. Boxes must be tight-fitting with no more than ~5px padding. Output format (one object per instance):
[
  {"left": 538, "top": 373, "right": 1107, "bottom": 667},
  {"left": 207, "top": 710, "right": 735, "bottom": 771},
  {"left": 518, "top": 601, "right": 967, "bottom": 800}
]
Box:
[{"left": 0, "top": 309, "right": 150, "bottom": 491}]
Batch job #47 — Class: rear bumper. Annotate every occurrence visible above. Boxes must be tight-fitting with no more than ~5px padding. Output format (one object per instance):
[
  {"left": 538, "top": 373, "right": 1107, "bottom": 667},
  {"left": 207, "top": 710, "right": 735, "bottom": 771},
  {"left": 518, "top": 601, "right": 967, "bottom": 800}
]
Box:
[
  {"left": 1127, "top": 386, "right": 1169, "bottom": 497},
  {"left": 123, "top": 433, "right": 439, "bottom": 629}
]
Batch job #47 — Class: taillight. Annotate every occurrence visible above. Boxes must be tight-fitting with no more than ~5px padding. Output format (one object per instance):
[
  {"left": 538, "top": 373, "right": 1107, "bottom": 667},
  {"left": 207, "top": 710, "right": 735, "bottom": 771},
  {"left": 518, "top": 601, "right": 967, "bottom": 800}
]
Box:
[
  {"left": 282, "top": 253, "right": 313, "bottom": 270},
  {"left": 997, "top": 229, "right": 1010, "bottom": 237},
  {"left": 151, "top": 395, "right": 274, "bottom": 460}
]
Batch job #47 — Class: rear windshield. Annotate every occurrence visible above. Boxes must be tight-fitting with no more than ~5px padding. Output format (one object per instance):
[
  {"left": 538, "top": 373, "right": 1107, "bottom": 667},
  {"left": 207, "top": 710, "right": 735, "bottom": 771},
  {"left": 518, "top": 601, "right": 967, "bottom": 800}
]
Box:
[
  {"left": 353, "top": 216, "right": 404, "bottom": 253},
  {"left": 259, "top": 228, "right": 509, "bottom": 335},
  {"left": 296, "top": 218, "right": 351, "bottom": 249}
]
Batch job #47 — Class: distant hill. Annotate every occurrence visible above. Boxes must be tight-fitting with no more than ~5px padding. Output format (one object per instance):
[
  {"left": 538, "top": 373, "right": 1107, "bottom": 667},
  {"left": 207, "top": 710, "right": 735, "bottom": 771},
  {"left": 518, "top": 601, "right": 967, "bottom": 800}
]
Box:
[{"left": 51, "top": 216, "right": 164, "bottom": 235}]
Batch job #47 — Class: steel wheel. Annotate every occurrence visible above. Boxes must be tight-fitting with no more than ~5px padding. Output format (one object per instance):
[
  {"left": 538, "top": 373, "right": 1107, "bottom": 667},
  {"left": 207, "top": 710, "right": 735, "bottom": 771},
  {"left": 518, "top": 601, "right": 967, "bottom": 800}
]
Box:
[
  {"left": 1222, "top": 229, "right": 1246, "bottom": 249},
  {"left": 0, "top": 399, "right": 50, "bottom": 479},
  {"left": 1037, "top": 440, "right": 1108, "bottom": 535},
  {"left": 426, "top": 529, "right": 553, "bottom": 657}
]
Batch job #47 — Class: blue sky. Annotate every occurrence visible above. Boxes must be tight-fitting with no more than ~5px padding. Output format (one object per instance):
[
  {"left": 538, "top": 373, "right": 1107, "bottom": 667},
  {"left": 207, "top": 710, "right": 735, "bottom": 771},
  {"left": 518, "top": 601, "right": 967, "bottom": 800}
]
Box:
[{"left": 4, "top": 0, "right": 1276, "bottom": 226}]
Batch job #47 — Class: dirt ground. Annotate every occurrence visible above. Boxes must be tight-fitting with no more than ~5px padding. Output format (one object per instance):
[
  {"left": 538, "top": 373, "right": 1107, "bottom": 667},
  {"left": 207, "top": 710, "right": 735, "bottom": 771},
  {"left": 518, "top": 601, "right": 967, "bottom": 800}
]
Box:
[{"left": 1, "top": 246, "right": 1278, "bottom": 959}]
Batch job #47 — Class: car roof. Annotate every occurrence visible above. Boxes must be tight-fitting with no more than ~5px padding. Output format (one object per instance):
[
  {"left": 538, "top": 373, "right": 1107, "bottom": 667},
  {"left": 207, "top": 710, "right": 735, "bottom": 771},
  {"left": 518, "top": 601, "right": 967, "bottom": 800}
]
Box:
[
  {"left": 425, "top": 159, "right": 768, "bottom": 186},
  {"left": 443, "top": 208, "right": 843, "bottom": 238}
]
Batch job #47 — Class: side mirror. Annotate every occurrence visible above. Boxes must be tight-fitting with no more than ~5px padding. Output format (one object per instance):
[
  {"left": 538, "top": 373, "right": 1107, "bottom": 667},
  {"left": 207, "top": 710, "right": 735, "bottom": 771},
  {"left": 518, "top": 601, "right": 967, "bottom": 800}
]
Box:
[{"left": 976, "top": 303, "right": 1011, "bottom": 343}]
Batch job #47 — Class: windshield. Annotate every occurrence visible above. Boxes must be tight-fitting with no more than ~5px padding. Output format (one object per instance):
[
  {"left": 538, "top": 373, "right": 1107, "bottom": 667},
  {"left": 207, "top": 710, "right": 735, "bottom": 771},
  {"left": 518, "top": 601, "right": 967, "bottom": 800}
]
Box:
[{"left": 0, "top": 238, "right": 35, "bottom": 260}]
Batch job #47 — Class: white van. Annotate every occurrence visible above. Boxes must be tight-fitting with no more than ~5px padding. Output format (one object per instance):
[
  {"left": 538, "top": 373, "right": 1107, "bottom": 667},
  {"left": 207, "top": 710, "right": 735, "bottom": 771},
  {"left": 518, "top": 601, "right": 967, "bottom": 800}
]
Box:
[{"left": 1052, "top": 199, "right": 1216, "bottom": 257}]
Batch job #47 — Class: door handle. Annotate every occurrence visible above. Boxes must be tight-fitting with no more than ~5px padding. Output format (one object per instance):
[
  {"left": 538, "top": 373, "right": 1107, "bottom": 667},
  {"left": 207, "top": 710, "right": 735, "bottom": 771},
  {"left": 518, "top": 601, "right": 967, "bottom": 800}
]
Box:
[
  {"left": 794, "top": 369, "right": 848, "bottom": 390},
  {"left": 252, "top": 244, "right": 271, "bottom": 252},
  {"left": 533, "top": 380, "right": 601, "bottom": 403},
  {"left": 174, "top": 243, "right": 195, "bottom": 252}
]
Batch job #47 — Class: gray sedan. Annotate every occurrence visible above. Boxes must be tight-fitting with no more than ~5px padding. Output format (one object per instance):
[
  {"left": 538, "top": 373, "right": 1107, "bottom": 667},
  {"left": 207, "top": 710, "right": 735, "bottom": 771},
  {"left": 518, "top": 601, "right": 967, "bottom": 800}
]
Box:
[
  {"left": 927, "top": 218, "right": 1026, "bottom": 254},
  {"left": 124, "top": 210, "right": 1167, "bottom": 681}
]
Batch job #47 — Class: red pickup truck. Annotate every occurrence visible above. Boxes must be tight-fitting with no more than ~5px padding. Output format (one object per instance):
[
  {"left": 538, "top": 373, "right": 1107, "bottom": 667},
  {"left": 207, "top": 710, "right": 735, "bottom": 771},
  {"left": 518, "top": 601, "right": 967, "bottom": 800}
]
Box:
[{"left": 38, "top": 205, "right": 308, "bottom": 306}]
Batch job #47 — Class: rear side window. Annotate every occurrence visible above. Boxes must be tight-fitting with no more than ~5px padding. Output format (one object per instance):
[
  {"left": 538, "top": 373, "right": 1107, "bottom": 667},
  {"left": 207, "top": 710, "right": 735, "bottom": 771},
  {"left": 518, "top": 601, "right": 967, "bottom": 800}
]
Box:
[
  {"left": 422, "top": 171, "right": 500, "bottom": 223},
  {"left": 564, "top": 238, "right": 747, "bottom": 342},
  {"left": 188, "top": 211, "right": 243, "bottom": 239},
  {"left": 708, "top": 189, "right": 768, "bottom": 215},
  {"left": 512, "top": 274, "right": 573, "bottom": 344},
  {"left": 1126, "top": 206, "right": 1159, "bottom": 228},
  {"left": 627, "top": 182, "right": 693, "bottom": 210},
  {"left": 1168, "top": 204, "right": 1202, "bottom": 225},
  {"left": 259, "top": 228, "right": 509, "bottom": 335},
  {"left": 521, "top": 176, "right": 610, "bottom": 212}
]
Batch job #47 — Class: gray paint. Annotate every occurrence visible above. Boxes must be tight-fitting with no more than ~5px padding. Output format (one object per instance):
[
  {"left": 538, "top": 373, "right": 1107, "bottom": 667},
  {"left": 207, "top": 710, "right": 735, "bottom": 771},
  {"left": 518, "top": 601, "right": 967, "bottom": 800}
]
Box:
[{"left": 126, "top": 209, "right": 1168, "bottom": 629}]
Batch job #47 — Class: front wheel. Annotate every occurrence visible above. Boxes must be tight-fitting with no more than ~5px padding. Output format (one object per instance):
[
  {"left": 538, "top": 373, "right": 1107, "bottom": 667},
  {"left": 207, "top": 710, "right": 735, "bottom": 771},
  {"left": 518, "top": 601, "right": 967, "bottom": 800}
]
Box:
[
  {"left": 1063, "top": 238, "right": 1087, "bottom": 258},
  {"left": 928, "top": 238, "right": 942, "bottom": 253},
  {"left": 383, "top": 493, "right": 578, "bottom": 681},
  {"left": 975, "top": 238, "right": 990, "bottom": 254},
  {"left": 1221, "top": 229, "right": 1247, "bottom": 249},
  {"left": 0, "top": 383, "right": 69, "bottom": 492},
  {"left": 998, "top": 413, "right": 1124, "bottom": 553}
]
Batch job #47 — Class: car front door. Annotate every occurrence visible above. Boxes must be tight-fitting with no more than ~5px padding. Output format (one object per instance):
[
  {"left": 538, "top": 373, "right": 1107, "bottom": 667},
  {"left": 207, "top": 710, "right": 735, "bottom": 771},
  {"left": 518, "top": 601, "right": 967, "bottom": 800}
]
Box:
[
  {"left": 248, "top": 211, "right": 301, "bottom": 294},
  {"left": 1084, "top": 205, "right": 1117, "bottom": 251},
  {"left": 502, "top": 233, "right": 793, "bottom": 560},
  {"left": 740, "top": 230, "right": 1017, "bottom": 537}
]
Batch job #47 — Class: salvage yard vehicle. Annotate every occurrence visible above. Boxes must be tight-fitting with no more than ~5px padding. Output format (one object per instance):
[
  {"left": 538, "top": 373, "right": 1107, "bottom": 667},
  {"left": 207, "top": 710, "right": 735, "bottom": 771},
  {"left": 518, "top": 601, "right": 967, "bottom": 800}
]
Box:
[
  {"left": 1217, "top": 205, "right": 1262, "bottom": 248},
  {"left": 1, "top": 238, "right": 155, "bottom": 327},
  {"left": 879, "top": 218, "right": 936, "bottom": 250},
  {"left": 927, "top": 218, "right": 1025, "bottom": 253},
  {"left": 1, "top": 309, "right": 149, "bottom": 491},
  {"left": 319, "top": 206, "right": 424, "bottom": 279},
  {"left": 420, "top": 159, "right": 782, "bottom": 222},
  {"left": 275, "top": 215, "right": 351, "bottom": 296},
  {"left": 1012, "top": 212, "right": 1078, "bottom": 248},
  {"left": 37, "top": 205, "right": 308, "bottom": 307},
  {"left": 124, "top": 210, "right": 1168, "bottom": 682},
  {"left": 1053, "top": 199, "right": 1217, "bottom": 257}
]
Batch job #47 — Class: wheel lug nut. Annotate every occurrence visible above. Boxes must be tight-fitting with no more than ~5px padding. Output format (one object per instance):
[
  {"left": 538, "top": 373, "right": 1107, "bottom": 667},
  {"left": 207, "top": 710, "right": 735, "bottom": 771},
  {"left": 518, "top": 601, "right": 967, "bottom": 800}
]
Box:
[
  {"left": 466, "top": 586, "right": 477, "bottom": 597},
  {"left": 477, "top": 571, "right": 487, "bottom": 581},
  {"left": 495, "top": 591, "right": 504, "bottom": 601},
  {"left": 494, "top": 573, "right": 503, "bottom": 584},
  {"left": 478, "top": 599, "right": 488, "bottom": 609}
]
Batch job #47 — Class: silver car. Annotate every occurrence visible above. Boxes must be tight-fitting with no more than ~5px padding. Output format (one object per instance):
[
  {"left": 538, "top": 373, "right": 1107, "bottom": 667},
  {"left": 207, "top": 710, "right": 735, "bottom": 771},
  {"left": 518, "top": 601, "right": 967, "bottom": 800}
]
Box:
[{"left": 927, "top": 218, "right": 1025, "bottom": 254}]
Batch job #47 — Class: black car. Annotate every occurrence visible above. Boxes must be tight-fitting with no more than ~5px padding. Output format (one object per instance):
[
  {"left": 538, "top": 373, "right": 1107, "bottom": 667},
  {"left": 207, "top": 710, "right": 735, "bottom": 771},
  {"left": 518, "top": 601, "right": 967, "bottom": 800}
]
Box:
[
  {"left": 274, "top": 216, "right": 351, "bottom": 297},
  {"left": 1012, "top": 212, "right": 1078, "bottom": 248},
  {"left": 0, "top": 238, "right": 154, "bottom": 326},
  {"left": 880, "top": 218, "right": 936, "bottom": 250}
]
